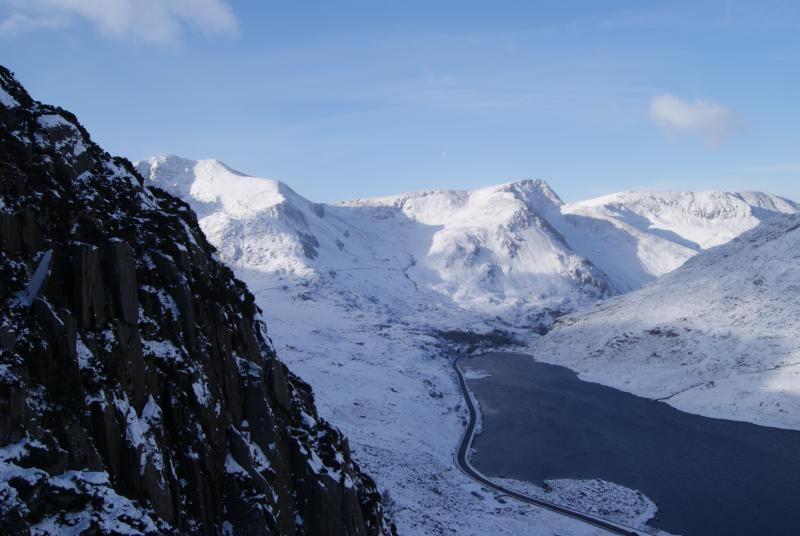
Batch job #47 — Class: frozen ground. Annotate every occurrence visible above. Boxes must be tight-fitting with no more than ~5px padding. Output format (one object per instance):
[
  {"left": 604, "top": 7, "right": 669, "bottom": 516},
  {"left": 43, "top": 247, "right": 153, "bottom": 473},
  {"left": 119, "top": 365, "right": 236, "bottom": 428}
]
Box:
[{"left": 491, "top": 478, "right": 666, "bottom": 535}]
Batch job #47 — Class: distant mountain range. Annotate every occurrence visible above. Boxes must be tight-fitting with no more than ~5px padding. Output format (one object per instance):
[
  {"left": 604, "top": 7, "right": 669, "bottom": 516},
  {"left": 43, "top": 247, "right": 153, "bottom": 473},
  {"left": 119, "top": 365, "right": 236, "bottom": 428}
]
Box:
[{"left": 137, "top": 154, "right": 798, "bottom": 327}]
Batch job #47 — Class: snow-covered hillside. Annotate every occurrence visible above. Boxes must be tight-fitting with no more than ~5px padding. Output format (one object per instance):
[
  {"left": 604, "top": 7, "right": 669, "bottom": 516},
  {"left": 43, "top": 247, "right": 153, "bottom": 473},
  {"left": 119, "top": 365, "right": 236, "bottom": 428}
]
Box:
[
  {"left": 136, "top": 155, "right": 796, "bottom": 325},
  {"left": 534, "top": 212, "right": 800, "bottom": 430},
  {"left": 139, "top": 156, "right": 352, "bottom": 286},
  {"left": 337, "top": 180, "right": 612, "bottom": 322},
  {"left": 138, "top": 155, "right": 626, "bottom": 534},
  {"left": 558, "top": 190, "right": 799, "bottom": 291},
  {"left": 138, "top": 155, "right": 614, "bottom": 328},
  {"left": 136, "top": 154, "right": 798, "bottom": 534}
]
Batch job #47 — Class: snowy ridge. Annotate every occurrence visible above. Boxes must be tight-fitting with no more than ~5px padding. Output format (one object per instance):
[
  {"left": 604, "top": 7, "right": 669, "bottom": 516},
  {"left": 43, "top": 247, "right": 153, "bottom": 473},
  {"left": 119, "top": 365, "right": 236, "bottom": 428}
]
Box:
[
  {"left": 559, "top": 189, "right": 799, "bottom": 291},
  {"left": 138, "top": 156, "right": 797, "bottom": 318},
  {"left": 138, "top": 156, "right": 615, "bottom": 327},
  {"left": 336, "top": 179, "right": 611, "bottom": 320},
  {"left": 139, "top": 155, "right": 324, "bottom": 277},
  {"left": 534, "top": 212, "right": 800, "bottom": 430}
]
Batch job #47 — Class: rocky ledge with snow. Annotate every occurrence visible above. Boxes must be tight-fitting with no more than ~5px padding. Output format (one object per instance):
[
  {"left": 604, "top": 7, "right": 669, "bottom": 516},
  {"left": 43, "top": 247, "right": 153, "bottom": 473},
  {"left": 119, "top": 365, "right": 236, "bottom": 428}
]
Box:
[{"left": 0, "top": 66, "right": 392, "bottom": 535}]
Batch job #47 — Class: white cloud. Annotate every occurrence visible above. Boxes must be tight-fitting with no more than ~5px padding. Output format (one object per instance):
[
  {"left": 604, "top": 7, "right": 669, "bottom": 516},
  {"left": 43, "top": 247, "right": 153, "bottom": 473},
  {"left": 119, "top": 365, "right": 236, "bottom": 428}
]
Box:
[
  {"left": 649, "top": 94, "right": 742, "bottom": 147},
  {"left": 0, "top": 0, "right": 238, "bottom": 43},
  {"left": 0, "top": 12, "right": 65, "bottom": 37}
]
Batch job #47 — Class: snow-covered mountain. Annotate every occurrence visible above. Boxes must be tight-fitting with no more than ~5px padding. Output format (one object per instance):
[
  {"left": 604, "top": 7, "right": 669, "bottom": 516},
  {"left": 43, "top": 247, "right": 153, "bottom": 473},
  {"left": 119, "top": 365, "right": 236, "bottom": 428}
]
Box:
[
  {"left": 136, "top": 155, "right": 797, "bottom": 323},
  {"left": 534, "top": 212, "right": 800, "bottom": 430},
  {"left": 136, "top": 154, "right": 799, "bottom": 534},
  {"left": 137, "top": 155, "right": 613, "bottom": 328},
  {"left": 133, "top": 155, "right": 639, "bottom": 534},
  {"left": 136, "top": 156, "right": 798, "bottom": 535},
  {"left": 559, "top": 190, "right": 799, "bottom": 290}
]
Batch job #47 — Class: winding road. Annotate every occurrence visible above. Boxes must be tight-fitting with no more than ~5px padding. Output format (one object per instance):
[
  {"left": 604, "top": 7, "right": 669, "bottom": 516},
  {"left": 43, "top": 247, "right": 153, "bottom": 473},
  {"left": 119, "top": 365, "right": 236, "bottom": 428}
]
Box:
[{"left": 452, "top": 354, "right": 648, "bottom": 536}]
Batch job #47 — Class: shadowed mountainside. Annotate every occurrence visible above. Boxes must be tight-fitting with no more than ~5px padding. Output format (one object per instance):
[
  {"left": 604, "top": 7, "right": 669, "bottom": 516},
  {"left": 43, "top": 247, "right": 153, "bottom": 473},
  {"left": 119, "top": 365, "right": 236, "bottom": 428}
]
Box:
[{"left": 0, "top": 66, "right": 392, "bottom": 535}]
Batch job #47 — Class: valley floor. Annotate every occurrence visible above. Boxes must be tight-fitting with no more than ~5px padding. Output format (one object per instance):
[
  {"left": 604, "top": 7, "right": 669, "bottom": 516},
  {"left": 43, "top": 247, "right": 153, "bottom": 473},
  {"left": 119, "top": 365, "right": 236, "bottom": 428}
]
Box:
[{"left": 246, "top": 273, "right": 651, "bottom": 535}]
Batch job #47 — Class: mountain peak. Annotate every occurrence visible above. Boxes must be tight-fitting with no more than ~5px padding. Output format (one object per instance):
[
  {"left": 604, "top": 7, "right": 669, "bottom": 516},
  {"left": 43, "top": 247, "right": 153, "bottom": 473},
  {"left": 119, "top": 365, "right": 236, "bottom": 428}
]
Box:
[
  {"left": 496, "top": 178, "right": 564, "bottom": 209},
  {"left": 734, "top": 190, "right": 800, "bottom": 217},
  {"left": 136, "top": 155, "right": 308, "bottom": 219},
  {"left": 137, "top": 155, "right": 250, "bottom": 185},
  {"left": 0, "top": 65, "right": 30, "bottom": 108}
]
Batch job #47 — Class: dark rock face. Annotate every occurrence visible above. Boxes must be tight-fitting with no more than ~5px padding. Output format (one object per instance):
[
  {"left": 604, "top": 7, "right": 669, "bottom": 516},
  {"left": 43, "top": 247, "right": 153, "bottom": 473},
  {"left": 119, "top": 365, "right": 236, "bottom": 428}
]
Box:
[{"left": 0, "top": 66, "right": 393, "bottom": 535}]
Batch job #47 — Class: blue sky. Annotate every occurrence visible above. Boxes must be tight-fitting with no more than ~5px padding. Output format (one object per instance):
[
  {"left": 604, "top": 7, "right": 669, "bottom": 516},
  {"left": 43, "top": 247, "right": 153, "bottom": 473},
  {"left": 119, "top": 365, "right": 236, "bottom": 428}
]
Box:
[{"left": 2, "top": 1, "right": 799, "bottom": 203}]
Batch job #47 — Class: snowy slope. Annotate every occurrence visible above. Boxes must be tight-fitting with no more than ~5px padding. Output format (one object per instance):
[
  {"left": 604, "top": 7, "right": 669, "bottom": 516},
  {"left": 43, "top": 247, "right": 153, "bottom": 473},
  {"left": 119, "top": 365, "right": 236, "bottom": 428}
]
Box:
[
  {"left": 138, "top": 155, "right": 332, "bottom": 278},
  {"left": 534, "top": 212, "right": 800, "bottom": 430},
  {"left": 137, "top": 156, "right": 613, "bottom": 328},
  {"left": 337, "top": 180, "right": 612, "bottom": 320},
  {"left": 138, "top": 156, "right": 797, "bottom": 309},
  {"left": 557, "top": 190, "right": 799, "bottom": 291}
]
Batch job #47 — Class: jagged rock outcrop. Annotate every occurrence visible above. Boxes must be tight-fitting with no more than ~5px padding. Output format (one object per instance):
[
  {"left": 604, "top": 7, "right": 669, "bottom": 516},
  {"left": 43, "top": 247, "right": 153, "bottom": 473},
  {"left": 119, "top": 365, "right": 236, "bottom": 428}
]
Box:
[{"left": 0, "top": 66, "right": 393, "bottom": 535}]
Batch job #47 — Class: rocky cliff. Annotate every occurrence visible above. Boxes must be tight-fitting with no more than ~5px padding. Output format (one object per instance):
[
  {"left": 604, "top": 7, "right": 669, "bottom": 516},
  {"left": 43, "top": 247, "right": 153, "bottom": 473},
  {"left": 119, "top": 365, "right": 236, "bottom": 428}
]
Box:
[{"left": 0, "top": 66, "right": 392, "bottom": 535}]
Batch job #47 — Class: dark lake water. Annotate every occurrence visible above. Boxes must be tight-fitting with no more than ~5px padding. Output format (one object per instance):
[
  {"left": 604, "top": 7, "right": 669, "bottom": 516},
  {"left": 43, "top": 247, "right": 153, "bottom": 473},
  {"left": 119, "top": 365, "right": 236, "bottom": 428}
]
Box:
[{"left": 461, "top": 352, "right": 800, "bottom": 536}]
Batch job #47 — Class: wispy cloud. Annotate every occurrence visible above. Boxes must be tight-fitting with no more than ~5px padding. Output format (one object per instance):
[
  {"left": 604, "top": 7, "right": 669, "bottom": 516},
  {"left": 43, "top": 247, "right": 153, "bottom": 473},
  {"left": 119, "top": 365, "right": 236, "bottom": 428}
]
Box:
[
  {"left": 0, "top": 0, "right": 239, "bottom": 44},
  {"left": 0, "top": 12, "right": 65, "bottom": 36},
  {"left": 649, "top": 94, "right": 742, "bottom": 147}
]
